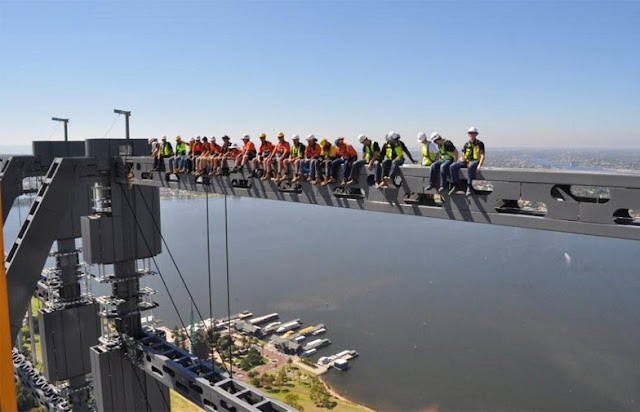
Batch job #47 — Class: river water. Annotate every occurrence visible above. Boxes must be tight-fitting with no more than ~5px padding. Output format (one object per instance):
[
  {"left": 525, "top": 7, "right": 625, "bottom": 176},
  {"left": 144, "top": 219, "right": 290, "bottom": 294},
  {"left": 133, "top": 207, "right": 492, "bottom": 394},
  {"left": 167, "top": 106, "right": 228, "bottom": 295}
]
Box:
[{"left": 6, "top": 190, "right": 640, "bottom": 411}]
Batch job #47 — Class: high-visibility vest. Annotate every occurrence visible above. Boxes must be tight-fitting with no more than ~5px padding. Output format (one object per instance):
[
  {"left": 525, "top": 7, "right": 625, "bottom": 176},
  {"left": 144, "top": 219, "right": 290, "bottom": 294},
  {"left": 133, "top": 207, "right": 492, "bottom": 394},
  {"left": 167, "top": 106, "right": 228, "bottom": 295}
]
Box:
[
  {"left": 464, "top": 139, "right": 483, "bottom": 161},
  {"left": 421, "top": 143, "right": 437, "bottom": 166},
  {"left": 363, "top": 142, "right": 377, "bottom": 162},
  {"left": 176, "top": 142, "right": 187, "bottom": 155},
  {"left": 291, "top": 143, "right": 304, "bottom": 158},
  {"left": 161, "top": 142, "right": 173, "bottom": 156},
  {"left": 439, "top": 139, "right": 455, "bottom": 161},
  {"left": 384, "top": 143, "right": 403, "bottom": 160}
]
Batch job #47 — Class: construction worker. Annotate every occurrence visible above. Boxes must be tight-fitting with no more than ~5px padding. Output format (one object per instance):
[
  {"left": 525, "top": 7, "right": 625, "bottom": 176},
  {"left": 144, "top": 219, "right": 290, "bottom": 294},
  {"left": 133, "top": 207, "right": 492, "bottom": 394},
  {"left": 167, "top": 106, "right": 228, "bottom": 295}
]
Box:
[
  {"left": 195, "top": 137, "right": 215, "bottom": 176},
  {"left": 417, "top": 132, "right": 439, "bottom": 167},
  {"left": 190, "top": 136, "right": 204, "bottom": 174},
  {"left": 324, "top": 137, "right": 358, "bottom": 186},
  {"left": 251, "top": 133, "right": 273, "bottom": 177},
  {"left": 234, "top": 134, "right": 257, "bottom": 172},
  {"left": 347, "top": 134, "right": 380, "bottom": 185},
  {"left": 426, "top": 133, "right": 458, "bottom": 192},
  {"left": 180, "top": 137, "right": 196, "bottom": 173},
  {"left": 311, "top": 138, "right": 338, "bottom": 185},
  {"left": 262, "top": 132, "right": 289, "bottom": 181},
  {"left": 153, "top": 136, "right": 173, "bottom": 171},
  {"left": 169, "top": 135, "right": 187, "bottom": 174},
  {"left": 211, "top": 135, "right": 231, "bottom": 175},
  {"left": 294, "top": 134, "right": 321, "bottom": 182},
  {"left": 219, "top": 143, "right": 242, "bottom": 174},
  {"left": 280, "top": 135, "right": 305, "bottom": 181},
  {"left": 150, "top": 137, "right": 160, "bottom": 169},
  {"left": 378, "top": 132, "right": 416, "bottom": 188},
  {"left": 449, "top": 127, "right": 485, "bottom": 196}
]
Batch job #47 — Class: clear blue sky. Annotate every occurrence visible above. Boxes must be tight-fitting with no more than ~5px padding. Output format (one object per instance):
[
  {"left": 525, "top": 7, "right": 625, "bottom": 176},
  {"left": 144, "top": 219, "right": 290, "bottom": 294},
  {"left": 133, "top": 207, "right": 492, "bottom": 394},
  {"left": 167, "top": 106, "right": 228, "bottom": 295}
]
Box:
[{"left": 1, "top": 0, "right": 638, "bottom": 148}]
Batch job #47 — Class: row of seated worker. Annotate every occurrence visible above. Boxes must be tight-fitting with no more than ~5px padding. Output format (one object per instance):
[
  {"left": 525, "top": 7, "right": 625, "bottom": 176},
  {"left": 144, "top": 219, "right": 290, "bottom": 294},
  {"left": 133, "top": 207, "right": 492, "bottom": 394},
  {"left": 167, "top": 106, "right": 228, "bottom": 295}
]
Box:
[{"left": 149, "top": 127, "right": 485, "bottom": 194}]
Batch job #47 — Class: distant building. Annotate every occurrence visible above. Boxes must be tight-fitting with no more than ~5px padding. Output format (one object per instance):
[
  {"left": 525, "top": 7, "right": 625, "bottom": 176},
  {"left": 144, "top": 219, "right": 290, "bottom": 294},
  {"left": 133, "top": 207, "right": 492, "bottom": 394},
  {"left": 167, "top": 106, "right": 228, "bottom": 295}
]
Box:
[
  {"left": 234, "top": 320, "right": 264, "bottom": 337},
  {"left": 270, "top": 336, "right": 301, "bottom": 355}
]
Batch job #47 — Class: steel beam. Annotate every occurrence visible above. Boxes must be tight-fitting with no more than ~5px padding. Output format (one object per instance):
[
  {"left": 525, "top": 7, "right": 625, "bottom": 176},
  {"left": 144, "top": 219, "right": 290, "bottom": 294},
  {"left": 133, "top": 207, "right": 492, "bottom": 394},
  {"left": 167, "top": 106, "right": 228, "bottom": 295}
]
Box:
[{"left": 121, "top": 157, "right": 640, "bottom": 241}]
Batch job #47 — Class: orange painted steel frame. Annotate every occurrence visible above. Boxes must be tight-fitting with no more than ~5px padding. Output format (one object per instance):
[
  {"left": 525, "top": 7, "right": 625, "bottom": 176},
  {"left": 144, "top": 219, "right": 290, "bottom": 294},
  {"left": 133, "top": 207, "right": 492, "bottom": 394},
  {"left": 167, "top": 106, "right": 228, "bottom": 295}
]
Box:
[{"left": 0, "top": 194, "right": 18, "bottom": 411}]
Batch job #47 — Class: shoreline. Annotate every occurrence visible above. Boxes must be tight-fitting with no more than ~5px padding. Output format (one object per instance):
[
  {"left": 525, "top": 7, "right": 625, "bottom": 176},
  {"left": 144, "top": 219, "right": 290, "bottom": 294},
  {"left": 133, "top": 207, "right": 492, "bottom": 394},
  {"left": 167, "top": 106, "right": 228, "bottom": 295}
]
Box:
[{"left": 319, "top": 375, "right": 372, "bottom": 410}]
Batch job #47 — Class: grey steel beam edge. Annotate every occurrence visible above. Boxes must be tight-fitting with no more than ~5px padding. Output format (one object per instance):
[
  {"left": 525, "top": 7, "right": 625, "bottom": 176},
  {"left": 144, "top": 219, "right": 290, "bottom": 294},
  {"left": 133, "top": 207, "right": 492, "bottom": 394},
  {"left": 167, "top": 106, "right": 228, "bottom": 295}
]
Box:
[
  {"left": 0, "top": 155, "right": 46, "bottom": 222},
  {"left": 121, "top": 157, "right": 640, "bottom": 241},
  {"left": 5, "top": 157, "right": 101, "bottom": 344}
]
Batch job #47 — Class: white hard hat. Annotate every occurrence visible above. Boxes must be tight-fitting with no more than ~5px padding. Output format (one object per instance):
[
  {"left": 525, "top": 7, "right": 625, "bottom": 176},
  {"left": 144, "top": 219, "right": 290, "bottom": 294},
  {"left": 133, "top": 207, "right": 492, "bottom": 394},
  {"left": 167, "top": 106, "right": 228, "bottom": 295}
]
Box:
[
  {"left": 242, "top": 134, "right": 250, "bottom": 140},
  {"left": 230, "top": 143, "right": 239, "bottom": 149},
  {"left": 468, "top": 127, "right": 479, "bottom": 134},
  {"left": 189, "top": 137, "right": 195, "bottom": 142},
  {"left": 148, "top": 137, "right": 158, "bottom": 144},
  {"left": 292, "top": 134, "right": 300, "bottom": 140},
  {"left": 385, "top": 131, "right": 395, "bottom": 142},
  {"left": 430, "top": 132, "right": 442, "bottom": 142},
  {"left": 210, "top": 136, "right": 216, "bottom": 143},
  {"left": 306, "top": 134, "right": 316, "bottom": 141},
  {"left": 417, "top": 132, "right": 427, "bottom": 143},
  {"left": 358, "top": 134, "right": 367, "bottom": 143},
  {"left": 393, "top": 133, "right": 400, "bottom": 140}
]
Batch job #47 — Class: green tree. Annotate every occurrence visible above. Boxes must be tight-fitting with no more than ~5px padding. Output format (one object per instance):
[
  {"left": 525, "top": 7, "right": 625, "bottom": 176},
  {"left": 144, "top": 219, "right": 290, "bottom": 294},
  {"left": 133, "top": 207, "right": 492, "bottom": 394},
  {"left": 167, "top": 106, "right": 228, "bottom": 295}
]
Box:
[
  {"left": 239, "top": 347, "right": 264, "bottom": 371},
  {"left": 260, "top": 373, "right": 275, "bottom": 389},
  {"left": 284, "top": 393, "right": 304, "bottom": 411},
  {"left": 275, "top": 367, "right": 287, "bottom": 388}
]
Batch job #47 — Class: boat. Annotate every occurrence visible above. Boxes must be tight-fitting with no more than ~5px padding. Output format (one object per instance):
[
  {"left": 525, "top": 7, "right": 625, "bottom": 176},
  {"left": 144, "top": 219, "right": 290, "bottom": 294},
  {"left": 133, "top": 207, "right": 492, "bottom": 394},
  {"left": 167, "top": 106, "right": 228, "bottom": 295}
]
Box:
[
  {"left": 261, "top": 321, "right": 282, "bottom": 334},
  {"left": 302, "top": 338, "right": 331, "bottom": 351},
  {"left": 300, "top": 348, "right": 317, "bottom": 357},
  {"left": 310, "top": 327, "right": 326, "bottom": 336},
  {"left": 294, "top": 335, "right": 306, "bottom": 342},
  {"left": 317, "top": 356, "right": 331, "bottom": 365},
  {"left": 238, "top": 311, "right": 253, "bottom": 320},
  {"left": 275, "top": 319, "right": 301, "bottom": 333},
  {"left": 248, "top": 313, "right": 279, "bottom": 325},
  {"left": 282, "top": 330, "right": 295, "bottom": 338},
  {"left": 333, "top": 359, "right": 349, "bottom": 371}
]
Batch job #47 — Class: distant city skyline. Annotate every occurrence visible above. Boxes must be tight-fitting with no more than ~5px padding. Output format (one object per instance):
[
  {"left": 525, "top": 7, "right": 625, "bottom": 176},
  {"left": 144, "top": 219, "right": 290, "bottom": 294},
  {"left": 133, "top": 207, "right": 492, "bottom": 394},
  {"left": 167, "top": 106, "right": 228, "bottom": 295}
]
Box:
[{"left": 1, "top": 1, "right": 638, "bottom": 148}]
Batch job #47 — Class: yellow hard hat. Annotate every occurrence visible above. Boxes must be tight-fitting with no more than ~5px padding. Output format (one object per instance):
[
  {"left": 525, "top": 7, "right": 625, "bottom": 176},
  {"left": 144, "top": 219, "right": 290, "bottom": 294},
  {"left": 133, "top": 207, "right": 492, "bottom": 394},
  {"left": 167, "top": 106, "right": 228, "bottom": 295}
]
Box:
[
  {"left": 175, "top": 135, "right": 181, "bottom": 140},
  {"left": 277, "top": 131, "right": 285, "bottom": 138},
  {"left": 319, "top": 138, "right": 328, "bottom": 146},
  {"left": 259, "top": 133, "right": 266, "bottom": 138}
]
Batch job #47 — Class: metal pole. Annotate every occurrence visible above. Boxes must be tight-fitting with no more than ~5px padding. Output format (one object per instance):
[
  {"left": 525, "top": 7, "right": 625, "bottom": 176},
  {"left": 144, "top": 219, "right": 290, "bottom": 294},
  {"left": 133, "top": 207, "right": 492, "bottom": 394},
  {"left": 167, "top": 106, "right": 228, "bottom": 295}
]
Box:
[
  {"left": 0, "top": 193, "right": 18, "bottom": 411},
  {"left": 64, "top": 120, "right": 68, "bottom": 142},
  {"left": 114, "top": 109, "right": 131, "bottom": 140}
]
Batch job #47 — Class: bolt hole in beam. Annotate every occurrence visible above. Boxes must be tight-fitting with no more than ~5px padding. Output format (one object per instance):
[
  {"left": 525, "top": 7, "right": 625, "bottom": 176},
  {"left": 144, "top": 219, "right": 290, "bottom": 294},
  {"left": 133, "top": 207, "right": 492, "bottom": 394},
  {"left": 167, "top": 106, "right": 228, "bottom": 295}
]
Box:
[
  {"left": 613, "top": 208, "right": 640, "bottom": 226},
  {"left": 231, "top": 179, "right": 252, "bottom": 189},
  {"left": 203, "top": 398, "right": 218, "bottom": 411},
  {"left": 551, "top": 184, "right": 611, "bottom": 203},
  {"left": 220, "top": 400, "right": 238, "bottom": 412},
  {"left": 257, "top": 402, "right": 288, "bottom": 412},
  {"left": 219, "top": 380, "right": 244, "bottom": 394},
  {"left": 175, "top": 380, "right": 190, "bottom": 395},
  {"left": 333, "top": 186, "right": 364, "bottom": 198},
  {"left": 495, "top": 199, "right": 548, "bottom": 216}
]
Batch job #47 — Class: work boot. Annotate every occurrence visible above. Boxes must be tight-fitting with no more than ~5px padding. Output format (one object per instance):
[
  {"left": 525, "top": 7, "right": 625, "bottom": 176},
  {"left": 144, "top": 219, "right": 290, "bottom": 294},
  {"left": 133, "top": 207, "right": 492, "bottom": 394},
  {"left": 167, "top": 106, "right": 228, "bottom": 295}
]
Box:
[
  {"left": 384, "top": 176, "right": 392, "bottom": 185},
  {"left": 346, "top": 179, "right": 356, "bottom": 185},
  {"left": 341, "top": 178, "right": 348, "bottom": 186},
  {"left": 260, "top": 175, "right": 270, "bottom": 181},
  {"left": 426, "top": 184, "right": 434, "bottom": 191},
  {"left": 307, "top": 176, "right": 314, "bottom": 183},
  {"left": 377, "top": 181, "right": 387, "bottom": 188},
  {"left": 466, "top": 187, "right": 472, "bottom": 196},
  {"left": 448, "top": 186, "right": 457, "bottom": 195}
]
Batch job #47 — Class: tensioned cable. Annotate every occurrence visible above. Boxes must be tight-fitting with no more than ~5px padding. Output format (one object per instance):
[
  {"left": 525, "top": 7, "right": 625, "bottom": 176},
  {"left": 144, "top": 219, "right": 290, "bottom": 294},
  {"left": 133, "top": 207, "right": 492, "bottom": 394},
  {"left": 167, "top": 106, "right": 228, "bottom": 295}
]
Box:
[
  {"left": 119, "top": 185, "right": 230, "bottom": 374},
  {"left": 46, "top": 122, "right": 60, "bottom": 141},
  {"left": 102, "top": 114, "right": 121, "bottom": 139},
  {"left": 206, "top": 192, "right": 214, "bottom": 363},
  {"left": 131, "top": 185, "right": 229, "bottom": 370},
  {"left": 224, "top": 194, "right": 233, "bottom": 377}
]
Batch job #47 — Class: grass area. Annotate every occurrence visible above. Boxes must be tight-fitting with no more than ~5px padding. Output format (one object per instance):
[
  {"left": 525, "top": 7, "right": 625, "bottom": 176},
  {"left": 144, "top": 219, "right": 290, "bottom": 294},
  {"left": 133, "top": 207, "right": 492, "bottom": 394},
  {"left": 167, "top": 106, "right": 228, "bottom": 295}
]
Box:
[{"left": 170, "top": 390, "right": 199, "bottom": 412}]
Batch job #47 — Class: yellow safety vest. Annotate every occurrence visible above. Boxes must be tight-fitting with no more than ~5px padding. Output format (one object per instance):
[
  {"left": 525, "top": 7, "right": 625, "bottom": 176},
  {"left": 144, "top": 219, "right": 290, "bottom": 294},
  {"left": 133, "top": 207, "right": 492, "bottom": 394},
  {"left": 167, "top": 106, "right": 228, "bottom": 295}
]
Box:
[
  {"left": 421, "top": 143, "right": 437, "bottom": 166},
  {"left": 291, "top": 143, "right": 304, "bottom": 158},
  {"left": 384, "top": 143, "right": 403, "bottom": 160},
  {"left": 438, "top": 139, "right": 455, "bottom": 161},
  {"left": 464, "top": 139, "right": 483, "bottom": 161}
]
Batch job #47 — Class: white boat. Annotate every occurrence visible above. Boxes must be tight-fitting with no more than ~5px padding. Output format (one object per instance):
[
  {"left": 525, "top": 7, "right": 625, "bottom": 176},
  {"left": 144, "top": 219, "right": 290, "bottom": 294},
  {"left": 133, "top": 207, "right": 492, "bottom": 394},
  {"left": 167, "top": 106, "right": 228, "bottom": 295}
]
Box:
[
  {"left": 311, "top": 327, "right": 326, "bottom": 336},
  {"left": 300, "top": 348, "right": 316, "bottom": 357},
  {"left": 275, "top": 319, "right": 301, "bottom": 333}
]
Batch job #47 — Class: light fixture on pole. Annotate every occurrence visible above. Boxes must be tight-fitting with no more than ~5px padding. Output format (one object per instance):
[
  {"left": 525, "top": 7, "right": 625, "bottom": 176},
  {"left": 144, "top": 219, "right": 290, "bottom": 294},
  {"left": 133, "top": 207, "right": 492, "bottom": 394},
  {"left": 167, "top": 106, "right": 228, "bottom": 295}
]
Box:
[
  {"left": 113, "top": 109, "right": 131, "bottom": 140},
  {"left": 51, "top": 117, "right": 69, "bottom": 142}
]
